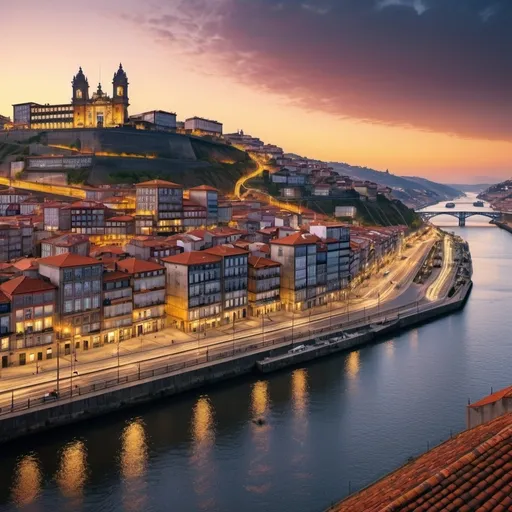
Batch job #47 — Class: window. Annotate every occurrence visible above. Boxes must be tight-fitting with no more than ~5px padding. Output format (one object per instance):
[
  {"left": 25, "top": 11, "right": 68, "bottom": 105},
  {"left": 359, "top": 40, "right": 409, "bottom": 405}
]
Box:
[
  {"left": 83, "top": 297, "right": 91, "bottom": 310},
  {"left": 44, "top": 317, "right": 52, "bottom": 330},
  {"left": 75, "top": 268, "right": 83, "bottom": 280},
  {"left": 74, "top": 299, "right": 81, "bottom": 311},
  {"left": 44, "top": 304, "right": 53, "bottom": 315},
  {"left": 64, "top": 283, "right": 73, "bottom": 297},
  {"left": 34, "top": 306, "right": 43, "bottom": 318},
  {"left": 64, "top": 300, "right": 73, "bottom": 313}
]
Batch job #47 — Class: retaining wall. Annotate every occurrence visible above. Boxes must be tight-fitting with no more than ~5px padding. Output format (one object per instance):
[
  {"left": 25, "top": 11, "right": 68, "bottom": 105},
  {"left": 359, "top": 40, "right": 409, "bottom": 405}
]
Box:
[{"left": 0, "top": 282, "right": 472, "bottom": 443}]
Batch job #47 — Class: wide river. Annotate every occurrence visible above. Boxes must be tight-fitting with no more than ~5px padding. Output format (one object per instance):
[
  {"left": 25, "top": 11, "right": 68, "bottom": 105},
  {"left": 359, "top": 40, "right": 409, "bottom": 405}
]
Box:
[{"left": 2, "top": 195, "right": 511, "bottom": 512}]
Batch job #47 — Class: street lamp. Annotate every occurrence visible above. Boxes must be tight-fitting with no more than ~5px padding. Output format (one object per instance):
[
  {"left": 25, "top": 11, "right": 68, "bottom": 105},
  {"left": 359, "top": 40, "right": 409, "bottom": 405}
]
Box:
[{"left": 261, "top": 310, "right": 265, "bottom": 344}]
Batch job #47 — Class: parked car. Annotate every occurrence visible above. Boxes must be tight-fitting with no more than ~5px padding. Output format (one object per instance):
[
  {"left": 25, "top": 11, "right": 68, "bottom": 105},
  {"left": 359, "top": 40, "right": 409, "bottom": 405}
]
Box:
[{"left": 43, "top": 390, "right": 59, "bottom": 401}]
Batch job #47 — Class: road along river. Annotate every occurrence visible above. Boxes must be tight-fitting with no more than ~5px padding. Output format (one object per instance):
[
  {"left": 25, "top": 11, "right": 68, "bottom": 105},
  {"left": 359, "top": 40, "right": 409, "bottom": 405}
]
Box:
[{"left": 0, "top": 199, "right": 510, "bottom": 512}]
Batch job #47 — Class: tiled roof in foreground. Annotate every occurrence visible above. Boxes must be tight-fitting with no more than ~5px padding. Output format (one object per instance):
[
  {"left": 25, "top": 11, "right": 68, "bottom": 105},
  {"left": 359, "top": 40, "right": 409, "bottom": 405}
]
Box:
[{"left": 332, "top": 412, "right": 512, "bottom": 512}]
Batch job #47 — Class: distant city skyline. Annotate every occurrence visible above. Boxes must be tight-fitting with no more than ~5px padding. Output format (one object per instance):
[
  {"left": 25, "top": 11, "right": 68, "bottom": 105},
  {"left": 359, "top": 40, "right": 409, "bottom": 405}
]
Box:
[{"left": 2, "top": 0, "right": 511, "bottom": 184}]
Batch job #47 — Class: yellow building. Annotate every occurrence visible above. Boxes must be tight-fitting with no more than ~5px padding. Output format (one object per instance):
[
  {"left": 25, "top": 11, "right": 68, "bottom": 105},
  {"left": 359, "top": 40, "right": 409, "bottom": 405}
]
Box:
[{"left": 14, "top": 64, "right": 129, "bottom": 130}]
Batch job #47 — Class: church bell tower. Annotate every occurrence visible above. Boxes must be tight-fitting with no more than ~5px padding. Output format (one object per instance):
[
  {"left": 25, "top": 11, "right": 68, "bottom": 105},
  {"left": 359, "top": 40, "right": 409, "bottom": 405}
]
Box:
[
  {"left": 112, "top": 63, "right": 129, "bottom": 125},
  {"left": 72, "top": 67, "right": 89, "bottom": 128}
]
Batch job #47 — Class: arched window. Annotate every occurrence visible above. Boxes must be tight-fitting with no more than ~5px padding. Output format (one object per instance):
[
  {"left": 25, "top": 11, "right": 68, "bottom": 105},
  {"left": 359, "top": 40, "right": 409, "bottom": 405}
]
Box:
[
  {"left": 116, "top": 86, "right": 124, "bottom": 97},
  {"left": 76, "top": 89, "right": 83, "bottom": 99}
]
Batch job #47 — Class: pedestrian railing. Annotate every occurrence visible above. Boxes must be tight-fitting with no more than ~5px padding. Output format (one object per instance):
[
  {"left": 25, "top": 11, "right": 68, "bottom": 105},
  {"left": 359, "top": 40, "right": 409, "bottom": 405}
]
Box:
[{"left": 0, "top": 293, "right": 468, "bottom": 417}]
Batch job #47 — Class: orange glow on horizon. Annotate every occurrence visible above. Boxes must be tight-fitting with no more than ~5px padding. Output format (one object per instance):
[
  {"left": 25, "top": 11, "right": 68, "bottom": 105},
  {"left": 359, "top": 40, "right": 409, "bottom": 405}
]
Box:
[{"left": 1, "top": 3, "right": 510, "bottom": 184}]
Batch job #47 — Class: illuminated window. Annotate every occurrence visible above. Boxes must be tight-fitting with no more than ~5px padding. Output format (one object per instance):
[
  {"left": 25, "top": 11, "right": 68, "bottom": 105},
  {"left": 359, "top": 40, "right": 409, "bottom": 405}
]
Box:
[
  {"left": 116, "top": 86, "right": 124, "bottom": 97},
  {"left": 76, "top": 89, "right": 83, "bottom": 99}
]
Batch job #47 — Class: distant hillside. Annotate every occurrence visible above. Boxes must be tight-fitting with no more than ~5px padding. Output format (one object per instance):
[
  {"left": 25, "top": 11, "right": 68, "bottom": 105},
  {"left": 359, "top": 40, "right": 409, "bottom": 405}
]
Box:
[
  {"left": 0, "top": 129, "right": 254, "bottom": 194},
  {"left": 405, "top": 176, "right": 463, "bottom": 200},
  {"left": 329, "top": 162, "right": 461, "bottom": 209},
  {"left": 449, "top": 183, "right": 492, "bottom": 194}
]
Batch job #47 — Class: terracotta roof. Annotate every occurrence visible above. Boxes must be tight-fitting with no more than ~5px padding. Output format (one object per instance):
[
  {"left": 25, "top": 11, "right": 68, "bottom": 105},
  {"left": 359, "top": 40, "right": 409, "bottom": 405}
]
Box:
[
  {"left": 0, "top": 276, "right": 56, "bottom": 296},
  {"left": 42, "top": 234, "right": 89, "bottom": 247},
  {"left": 69, "top": 200, "right": 106, "bottom": 209},
  {"left": 12, "top": 258, "right": 38, "bottom": 271},
  {"left": 333, "top": 412, "right": 512, "bottom": 512},
  {"left": 469, "top": 386, "right": 512, "bottom": 408},
  {"left": 116, "top": 258, "right": 164, "bottom": 274},
  {"left": 90, "top": 245, "right": 127, "bottom": 257},
  {"left": 135, "top": 179, "right": 182, "bottom": 188},
  {"left": 0, "top": 291, "right": 9, "bottom": 304},
  {"left": 204, "top": 245, "right": 248, "bottom": 257},
  {"left": 38, "top": 253, "right": 100, "bottom": 268},
  {"left": 103, "top": 270, "right": 131, "bottom": 282},
  {"left": 270, "top": 232, "right": 320, "bottom": 246},
  {"left": 189, "top": 185, "right": 218, "bottom": 192},
  {"left": 162, "top": 251, "right": 222, "bottom": 266},
  {"left": 248, "top": 256, "right": 281, "bottom": 269},
  {"left": 107, "top": 215, "right": 134, "bottom": 222}
]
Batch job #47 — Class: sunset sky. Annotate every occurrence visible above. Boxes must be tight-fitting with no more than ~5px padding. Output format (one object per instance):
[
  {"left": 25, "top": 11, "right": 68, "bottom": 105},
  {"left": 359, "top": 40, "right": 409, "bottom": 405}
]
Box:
[{"left": 2, "top": 0, "right": 511, "bottom": 184}]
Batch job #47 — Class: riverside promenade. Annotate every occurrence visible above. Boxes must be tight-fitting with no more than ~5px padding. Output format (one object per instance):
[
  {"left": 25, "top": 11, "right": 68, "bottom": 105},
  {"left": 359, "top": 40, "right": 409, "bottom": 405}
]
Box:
[{"left": 0, "top": 229, "right": 471, "bottom": 442}]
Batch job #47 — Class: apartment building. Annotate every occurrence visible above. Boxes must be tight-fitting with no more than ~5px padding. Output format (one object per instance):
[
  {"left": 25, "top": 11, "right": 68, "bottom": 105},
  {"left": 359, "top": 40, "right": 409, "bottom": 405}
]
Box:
[
  {"left": 102, "top": 271, "right": 133, "bottom": 344},
  {"left": 188, "top": 227, "right": 245, "bottom": 248},
  {"left": 105, "top": 215, "right": 135, "bottom": 237},
  {"left": 163, "top": 251, "right": 222, "bottom": 332},
  {"left": 204, "top": 246, "right": 249, "bottom": 323},
  {"left": 69, "top": 201, "right": 111, "bottom": 235},
  {"left": 117, "top": 258, "right": 166, "bottom": 336},
  {"left": 42, "top": 202, "right": 71, "bottom": 232},
  {"left": 40, "top": 234, "right": 90, "bottom": 258},
  {"left": 270, "top": 232, "right": 324, "bottom": 311},
  {"left": 125, "top": 236, "right": 183, "bottom": 262},
  {"left": 0, "top": 189, "right": 29, "bottom": 216},
  {"left": 189, "top": 185, "right": 218, "bottom": 225},
  {"left": 0, "top": 292, "right": 10, "bottom": 368},
  {"left": 248, "top": 256, "right": 281, "bottom": 316},
  {"left": 135, "top": 180, "right": 183, "bottom": 236},
  {"left": 0, "top": 276, "right": 56, "bottom": 366},
  {"left": 308, "top": 221, "right": 351, "bottom": 291},
  {"left": 182, "top": 199, "right": 207, "bottom": 228},
  {"left": 38, "top": 253, "right": 103, "bottom": 352},
  {"left": 0, "top": 220, "right": 35, "bottom": 261}
]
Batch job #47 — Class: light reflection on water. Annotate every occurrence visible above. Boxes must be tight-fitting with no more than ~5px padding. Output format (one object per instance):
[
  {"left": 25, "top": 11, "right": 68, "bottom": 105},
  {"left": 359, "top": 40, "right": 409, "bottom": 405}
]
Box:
[
  {"left": 190, "top": 396, "right": 216, "bottom": 511},
  {"left": 11, "top": 454, "right": 41, "bottom": 508},
  {"left": 120, "top": 419, "right": 148, "bottom": 512},
  {"left": 57, "top": 440, "right": 87, "bottom": 500},
  {"left": 1, "top": 199, "right": 512, "bottom": 512}
]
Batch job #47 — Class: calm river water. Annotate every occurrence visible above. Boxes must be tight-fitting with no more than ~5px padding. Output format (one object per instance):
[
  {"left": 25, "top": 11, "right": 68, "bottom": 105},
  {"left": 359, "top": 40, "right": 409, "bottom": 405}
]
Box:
[{"left": 2, "top": 196, "right": 511, "bottom": 512}]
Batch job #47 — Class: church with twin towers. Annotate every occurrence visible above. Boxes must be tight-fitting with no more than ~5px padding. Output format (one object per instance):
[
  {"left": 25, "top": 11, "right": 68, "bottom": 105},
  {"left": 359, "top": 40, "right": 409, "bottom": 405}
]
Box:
[{"left": 12, "top": 64, "right": 130, "bottom": 130}]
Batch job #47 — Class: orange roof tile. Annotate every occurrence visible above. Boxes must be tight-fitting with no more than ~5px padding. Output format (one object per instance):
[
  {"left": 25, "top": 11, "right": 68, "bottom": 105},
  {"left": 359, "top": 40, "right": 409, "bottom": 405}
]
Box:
[
  {"left": 0, "top": 276, "right": 56, "bottom": 296},
  {"left": 270, "top": 232, "right": 320, "bottom": 246},
  {"left": 162, "top": 251, "right": 222, "bottom": 266},
  {"left": 103, "top": 271, "right": 131, "bottom": 282},
  {"left": 0, "top": 291, "right": 9, "bottom": 304},
  {"left": 38, "top": 253, "right": 100, "bottom": 268},
  {"left": 135, "top": 179, "right": 182, "bottom": 188},
  {"left": 248, "top": 256, "right": 281, "bottom": 269},
  {"left": 107, "top": 215, "right": 134, "bottom": 222},
  {"left": 204, "top": 245, "right": 248, "bottom": 257},
  {"left": 116, "top": 258, "right": 164, "bottom": 274},
  {"left": 12, "top": 258, "right": 38, "bottom": 271},
  {"left": 469, "top": 385, "right": 512, "bottom": 408},
  {"left": 189, "top": 185, "right": 218, "bottom": 192},
  {"left": 332, "top": 412, "right": 512, "bottom": 512}
]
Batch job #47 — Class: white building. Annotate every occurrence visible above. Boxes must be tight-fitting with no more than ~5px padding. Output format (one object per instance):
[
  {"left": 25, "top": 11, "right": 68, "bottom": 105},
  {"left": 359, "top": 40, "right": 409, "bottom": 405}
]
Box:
[
  {"left": 185, "top": 117, "right": 223, "bottom": 135},
  {"left": 129, "top": 110, "right": 177, "bottom": 131}
]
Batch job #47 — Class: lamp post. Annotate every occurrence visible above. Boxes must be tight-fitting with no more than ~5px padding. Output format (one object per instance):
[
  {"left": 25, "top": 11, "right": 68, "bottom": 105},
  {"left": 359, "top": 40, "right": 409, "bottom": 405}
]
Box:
[
  {"left": 117, "top": 337, "right": 120, "bottom": 383},
  {"left": 232, "top": 314, "right": 236, "bottom": 355},
  {"left": 291, "top": 305, "right": 295, "bottom": 347},
  {"left": 261, "top": 310, "right": 265, "bottom": 344}
]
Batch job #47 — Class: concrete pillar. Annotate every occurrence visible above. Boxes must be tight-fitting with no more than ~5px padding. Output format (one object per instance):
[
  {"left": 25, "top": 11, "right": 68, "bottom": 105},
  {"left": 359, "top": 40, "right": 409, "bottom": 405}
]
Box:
[{"left": 458, "top": 215, "right": 465, "bottom": 227}]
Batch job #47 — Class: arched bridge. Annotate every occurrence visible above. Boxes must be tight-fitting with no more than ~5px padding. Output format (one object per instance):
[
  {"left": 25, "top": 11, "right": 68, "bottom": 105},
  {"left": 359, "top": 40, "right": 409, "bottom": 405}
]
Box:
[{"left": 418, "top": 210, "right": 502, "bottom": 227}]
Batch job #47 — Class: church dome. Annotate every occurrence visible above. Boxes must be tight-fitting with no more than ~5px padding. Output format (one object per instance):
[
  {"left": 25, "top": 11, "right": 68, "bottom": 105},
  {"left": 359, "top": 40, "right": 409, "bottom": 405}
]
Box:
[{"left": 72, "top": 66, "right": 88, "bottom": 85}]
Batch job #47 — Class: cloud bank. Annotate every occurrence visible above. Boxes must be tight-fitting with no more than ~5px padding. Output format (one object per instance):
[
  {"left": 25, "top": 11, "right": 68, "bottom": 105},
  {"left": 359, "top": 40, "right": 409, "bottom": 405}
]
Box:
[{"left": 142, "top": 0, "right": 512, "bottom": 140}]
